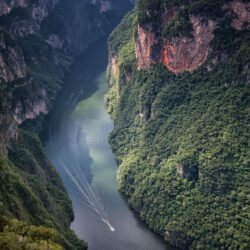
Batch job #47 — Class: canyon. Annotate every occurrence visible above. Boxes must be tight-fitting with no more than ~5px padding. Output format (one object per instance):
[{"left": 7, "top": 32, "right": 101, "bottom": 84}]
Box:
[{"left": 0, "top": 0, "right": 249, "bottom": 249}]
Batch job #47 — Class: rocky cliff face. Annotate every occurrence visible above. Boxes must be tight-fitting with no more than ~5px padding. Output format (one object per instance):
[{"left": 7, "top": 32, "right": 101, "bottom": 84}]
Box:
[
  {"left": 134, "top": 0, "right": 250, "bottom": 73},
  {"left": 228, "top": 1, "right": 250, "bottom": 30},
  {"left": 0, "top": 0, "right": 59, "bottom": 37},
  {"left": 0, "top": 0, "right": 61, "bottom": 148},
  {"left": 111, "top": 55, "right": 119, "bottom": 77},
  {"left": 0, "top": 0, "right": 132, "bottom": 152},
  {"left": 160, "top": 17, "right": 216, "bottom": 73},
  {"left": 13, "top": 89, "right": 49, "bottom": 124},
  {"left": 0, "top": 33, "right": 26, "bottom": 82},
  {"left": 135, "top": 24, "right": 158, "bottom": 70}
]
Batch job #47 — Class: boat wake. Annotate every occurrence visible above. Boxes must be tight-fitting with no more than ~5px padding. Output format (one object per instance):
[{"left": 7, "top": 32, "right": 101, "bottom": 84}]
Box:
[{"left": 56, "top": 127, "right": 115, "bottom": 232}]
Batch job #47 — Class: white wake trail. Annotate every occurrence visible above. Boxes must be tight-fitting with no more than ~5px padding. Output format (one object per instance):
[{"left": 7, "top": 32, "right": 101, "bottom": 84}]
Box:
[{"left": 59, "top": 159, "right": 115, "bottom": 232}]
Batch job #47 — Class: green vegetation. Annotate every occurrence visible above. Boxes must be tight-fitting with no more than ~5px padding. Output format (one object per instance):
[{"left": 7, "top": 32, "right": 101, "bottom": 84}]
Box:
[
  {"left": 137, "top": 0, "right": 162, "bottom": 25},
  {"left": 163, "top": 9, "right": 193, "bottom": 37},
  {"left": 19, "top": 34, "right": 73, "bottom": 101},
  {"left": 0, "top": 218, "right": 63, "bottom": 250},
  {"left": 109, "top": 10, "right": 137, "bottom": 54},
  {"left": 137, "top": 0, "right": 228, "bottom": 25},
  {"left": 106, "top": 11, "right": 137, "bottom": 114},
  {"left": 0, "top": 31, "right": 79, "bottom": 249},
  {"left": 106, "top": 1, "right": 250, "bottom": 249},
  {"left": 0, "top": 130, "right": 87, "bottom": 249}
]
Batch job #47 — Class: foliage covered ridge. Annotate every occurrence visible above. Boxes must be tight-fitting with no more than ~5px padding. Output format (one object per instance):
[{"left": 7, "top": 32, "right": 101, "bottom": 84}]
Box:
[
  {"left": 0, "top": 130, "right": 87, "bottom": 249},
  {"left": 106, "top": 0, "right": 250, "bottom": 249}
]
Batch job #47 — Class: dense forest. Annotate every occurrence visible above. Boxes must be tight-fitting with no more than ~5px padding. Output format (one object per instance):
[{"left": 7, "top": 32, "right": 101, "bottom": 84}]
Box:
[
  {"left": 0, "top": 130, "right": 86, "bottom": 249},
  {"left": 106, "top": 0, "right": 250, "bottom": 249}
]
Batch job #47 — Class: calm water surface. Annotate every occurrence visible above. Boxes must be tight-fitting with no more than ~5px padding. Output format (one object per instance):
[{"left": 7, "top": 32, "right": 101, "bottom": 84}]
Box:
[{"left": 44, "top": 39, "right": 176, "bottom": 250}]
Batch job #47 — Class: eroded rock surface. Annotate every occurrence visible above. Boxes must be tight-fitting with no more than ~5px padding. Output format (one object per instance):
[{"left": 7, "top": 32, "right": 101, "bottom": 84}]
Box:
[
  {"left": 228, "top": 1, "right": 250, "bottom": 30},
  {"left": 135, "top": 24, "right": 159, "bottom": 70},
  {"left": 13, "top": 89, "right": 48, "bottom": 124},
  {"left": 135, "top": 15, "right": 216, "bottom": 73},
  {"left": 110, "top": 55, "right": 119, "bottom": 77},
  {"left": 161, "top": 17, "right": 216, "bottom": 73},
  {"left": 0, "top": 33, "right": 26, "bottom": 83},
  {"left": 134, "top": 1, "right": 250, "bottom": 74}
]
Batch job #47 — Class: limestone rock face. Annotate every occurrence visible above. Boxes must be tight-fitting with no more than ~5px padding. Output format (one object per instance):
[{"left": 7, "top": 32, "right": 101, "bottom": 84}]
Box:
[
  {"left": 177, "top": 163, "right": 199, "bottom": 182},
  {"left": 135, "top": 14, "right": 216, "bottom": 73},
  {"left": 0, "top": 0, "right": 133, "bottom": 152},
  {"left": 46, "top": 34, "right": 64, "bottom": 49},
  {"left": 0, "top": 33, "right": 26, "bottom": 83},
  {"left": 228, "top": 1, "right": 250, "bottom": 30},
  {"left": 110, "top": 55, "right": 119, "bottom": 77},
  {"left": 135, "top": 24, "right": 159, "bottom": 70},
  {"left": 161, "top": 17, "right": 216, "bottom": 73},
  {"left": 13, "top": 89, "right": 49, "bottom": 125},
  {"left": 134, "top": 1, "right": 250, "bottom": 74},
  {"left": 0, "top": 0, "right": 61, "bottom": 85},
  {"left": 0, "top": 0, "right": 59, "bottom": 37}
]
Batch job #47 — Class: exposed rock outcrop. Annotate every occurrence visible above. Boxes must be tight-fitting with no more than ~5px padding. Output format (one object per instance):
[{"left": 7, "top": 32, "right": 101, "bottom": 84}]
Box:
[
  {"left": 228, "top": 1, "right": 250, "bottom": 30},
  {"left": 177, "top": 163, "right": 199, "bottom": 182},
  {"left": 46, "top": 34, "right": 64, "bottom": 49},
  {"left": 0, "top": 33, "right": 26, "bottom": 83},
  {"left": 0, "top": 0, "right": 59, "bottom": 37},
  {"left": 13, "top": 89, "right": 48, "bottom": 125},
  {"left": 135, "top": 16, "right": 216, "bottom": 73},
  {"left": 135, "top": 24, "right": 159, "bottom": 70},
  {"left": 0, "top": 0, "right": 133, "bottom": 152},
  {"left": 0, "top": 0, "right": 28, "bottom": 16},
  {"left": 134, "top": 1, "right": 250, "bottom": 74},
  {"left": 161, "top": 17, "right": 216, "bottom": 73},
  {"left": 110, "top": 55, "right": 119, "bottom": 77}
]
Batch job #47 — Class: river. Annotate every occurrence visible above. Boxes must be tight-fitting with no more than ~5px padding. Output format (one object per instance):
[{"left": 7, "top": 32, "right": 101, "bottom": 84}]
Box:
[{"left": 43, "top": 38, "right": 175, "bottom": 250}]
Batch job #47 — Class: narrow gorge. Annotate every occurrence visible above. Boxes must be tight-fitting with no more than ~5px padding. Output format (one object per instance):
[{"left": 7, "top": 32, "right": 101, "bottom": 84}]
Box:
[{"left": 0, "top": 0, "right": 249, "bottom": 250}]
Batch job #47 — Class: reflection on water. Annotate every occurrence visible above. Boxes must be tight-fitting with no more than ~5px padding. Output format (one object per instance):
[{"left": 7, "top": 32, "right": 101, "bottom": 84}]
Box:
[{"left": 44, "top": 39, "right": 175, "bottom": 250}]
